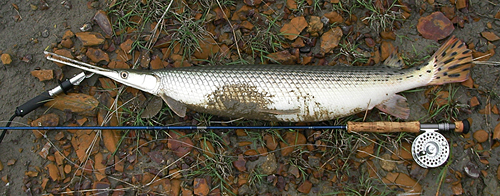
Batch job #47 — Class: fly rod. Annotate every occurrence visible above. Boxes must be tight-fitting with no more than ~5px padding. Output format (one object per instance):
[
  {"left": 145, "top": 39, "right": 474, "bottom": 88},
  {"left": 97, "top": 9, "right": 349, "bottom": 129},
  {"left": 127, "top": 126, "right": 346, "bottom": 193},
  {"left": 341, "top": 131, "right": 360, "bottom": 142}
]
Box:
[{"left": 0, "top": 120, "right": 469, "bottom": 133}]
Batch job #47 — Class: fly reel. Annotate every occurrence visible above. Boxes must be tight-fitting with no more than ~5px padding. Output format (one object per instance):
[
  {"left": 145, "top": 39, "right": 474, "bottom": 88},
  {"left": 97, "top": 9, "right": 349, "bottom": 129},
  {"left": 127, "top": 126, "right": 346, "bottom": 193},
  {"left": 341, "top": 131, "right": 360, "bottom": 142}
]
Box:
[{"left": 411, "top": 130, "right": 449, "bottom": 168}]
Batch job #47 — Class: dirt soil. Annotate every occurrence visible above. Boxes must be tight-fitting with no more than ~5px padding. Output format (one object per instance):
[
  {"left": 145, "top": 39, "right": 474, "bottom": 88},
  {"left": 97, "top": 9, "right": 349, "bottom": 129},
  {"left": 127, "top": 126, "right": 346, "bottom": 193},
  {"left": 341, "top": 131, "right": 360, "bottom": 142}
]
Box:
[{"left": 0, "top": 0, "right": 499, "bottom": 195}]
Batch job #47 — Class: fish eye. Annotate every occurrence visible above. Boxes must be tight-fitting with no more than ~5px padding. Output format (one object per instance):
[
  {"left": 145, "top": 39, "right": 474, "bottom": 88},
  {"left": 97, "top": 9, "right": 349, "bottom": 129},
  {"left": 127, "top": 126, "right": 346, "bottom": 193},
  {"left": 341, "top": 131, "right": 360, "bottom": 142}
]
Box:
[{"left": 120, "top": 71, "right": 129, "bottom": 79}]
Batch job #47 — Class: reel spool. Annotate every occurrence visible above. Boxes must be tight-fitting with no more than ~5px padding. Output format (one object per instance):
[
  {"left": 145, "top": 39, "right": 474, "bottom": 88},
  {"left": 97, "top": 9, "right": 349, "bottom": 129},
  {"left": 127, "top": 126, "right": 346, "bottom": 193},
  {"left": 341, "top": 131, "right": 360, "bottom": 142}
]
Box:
[{"left": 411, "top": 131, "right": 449, "bottom": 168}]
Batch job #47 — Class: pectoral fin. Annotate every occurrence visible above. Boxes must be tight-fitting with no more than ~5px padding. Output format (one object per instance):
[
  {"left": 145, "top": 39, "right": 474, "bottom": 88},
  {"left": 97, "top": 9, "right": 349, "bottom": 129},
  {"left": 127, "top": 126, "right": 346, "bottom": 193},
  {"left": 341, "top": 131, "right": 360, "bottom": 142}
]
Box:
[
  {"left": 159, "top": 93, "right": 186, "bottom": 117},
  {"left": 375, "top": 94, "right": 410, "bottom": 119}
]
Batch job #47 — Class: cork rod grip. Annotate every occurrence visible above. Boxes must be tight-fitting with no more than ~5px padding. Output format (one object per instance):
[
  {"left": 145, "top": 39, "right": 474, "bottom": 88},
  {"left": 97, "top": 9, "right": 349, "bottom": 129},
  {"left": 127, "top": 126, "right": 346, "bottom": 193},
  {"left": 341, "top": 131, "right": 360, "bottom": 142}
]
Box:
[{"left": 347, "top": 121, "right": 421, "bottom": 133}]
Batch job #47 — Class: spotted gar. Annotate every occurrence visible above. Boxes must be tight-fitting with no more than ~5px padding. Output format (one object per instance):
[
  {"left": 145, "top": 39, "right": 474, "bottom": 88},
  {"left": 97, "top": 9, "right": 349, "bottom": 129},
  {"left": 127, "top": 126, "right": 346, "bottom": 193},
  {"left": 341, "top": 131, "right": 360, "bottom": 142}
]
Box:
[{"left": 45, "top": 36, "right": 472, "bottom": 122}]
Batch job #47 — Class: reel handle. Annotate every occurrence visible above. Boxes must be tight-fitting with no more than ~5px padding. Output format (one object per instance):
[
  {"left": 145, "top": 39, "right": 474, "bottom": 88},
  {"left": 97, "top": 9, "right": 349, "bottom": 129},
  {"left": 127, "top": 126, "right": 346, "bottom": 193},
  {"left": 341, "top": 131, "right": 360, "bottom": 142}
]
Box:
[{"left": 347, "top": 119, "right": 470, "bottom": 134}]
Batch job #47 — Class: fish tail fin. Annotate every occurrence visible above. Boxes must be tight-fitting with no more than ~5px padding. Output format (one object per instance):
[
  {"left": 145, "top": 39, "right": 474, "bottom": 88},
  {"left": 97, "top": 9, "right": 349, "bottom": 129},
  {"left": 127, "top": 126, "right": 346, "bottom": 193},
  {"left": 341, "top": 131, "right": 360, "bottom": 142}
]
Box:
[{"left": 424, "top": 36, "right": 472, "bottom": 85}]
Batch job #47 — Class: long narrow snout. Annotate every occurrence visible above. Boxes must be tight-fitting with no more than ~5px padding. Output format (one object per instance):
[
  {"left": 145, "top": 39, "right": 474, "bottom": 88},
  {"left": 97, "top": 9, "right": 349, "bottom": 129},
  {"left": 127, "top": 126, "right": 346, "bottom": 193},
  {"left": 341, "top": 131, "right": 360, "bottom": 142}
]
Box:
[{"left": 44, "top": 51, "right": 160, "bottom": 95}]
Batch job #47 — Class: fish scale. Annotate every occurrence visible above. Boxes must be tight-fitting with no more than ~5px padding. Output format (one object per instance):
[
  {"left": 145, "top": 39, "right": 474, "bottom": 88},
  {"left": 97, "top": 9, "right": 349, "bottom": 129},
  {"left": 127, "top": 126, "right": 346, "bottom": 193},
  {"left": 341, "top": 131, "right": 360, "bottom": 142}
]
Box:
[{"left": 45, "top": 36, "right": 472, "bottom": 122}]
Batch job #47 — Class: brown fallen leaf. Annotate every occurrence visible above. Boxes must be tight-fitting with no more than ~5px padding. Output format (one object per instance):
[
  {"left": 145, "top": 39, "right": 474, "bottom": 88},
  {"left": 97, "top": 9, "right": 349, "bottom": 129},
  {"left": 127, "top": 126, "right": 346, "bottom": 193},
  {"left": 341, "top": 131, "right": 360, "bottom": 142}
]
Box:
[
  {"left": 45, "top": 93, "right": 99, "bottom": 113},
  {"left": 194, "top": 178, "right": 210, "bottom": 196}
]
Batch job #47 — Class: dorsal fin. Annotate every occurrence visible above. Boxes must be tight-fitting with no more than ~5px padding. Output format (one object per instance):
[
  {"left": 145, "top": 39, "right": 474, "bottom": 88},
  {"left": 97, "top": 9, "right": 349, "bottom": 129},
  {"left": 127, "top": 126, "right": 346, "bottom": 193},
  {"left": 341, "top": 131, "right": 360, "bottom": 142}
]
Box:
[
  {"left": 159, "top": 93, "right": 186, "bottom": 117},
  {"left": 383, "top": 53, "right": 405, "bottom": 69}
]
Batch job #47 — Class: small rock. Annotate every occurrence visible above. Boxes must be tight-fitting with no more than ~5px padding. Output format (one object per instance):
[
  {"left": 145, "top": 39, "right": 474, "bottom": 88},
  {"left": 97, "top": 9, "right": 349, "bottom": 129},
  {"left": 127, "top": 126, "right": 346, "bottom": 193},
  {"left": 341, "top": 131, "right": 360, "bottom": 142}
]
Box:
[
  {"left": 320, "top": 27, "right": 342, "bottom": 54},
  {"left": 1, "top": 176, "right": 7, "bottom": 183},
  {"left": 108, "top": 60, "right": 130, "bottom": 69},
  {"left": 194, "top": 178, "right": 210, "bottom": 196},
  {"left": 45, "top": 93, "right": 99, "bottom": 113},
  {"left": 267, "top": 50, "right": 297, "bottom": 64},
  {"left": 473, "top": 130, "right": 489, "bottom": 143},
  {"left": 120, "top": 39, "right": 134, "bottom": 53},
  {"left": 288, "top": 165, "right": 300, "bottom": 178},
  {"left": 297, "top": 180, "right": 312, "bottom": 194},
  {"left": 264, "top": 134, "right": 278, "bottom": 150},
  {"left": 46, "top": 163, "right": 60, "bottom": 181},
  {"left": 286, "top": 0, "right": 297, "bottom": 9},
  {"left": 356, "top": 142, "right": 374, "bottom": 158},
  {"left": 323, "top": 11, "right": 343, "bottom": 24},
  {"left": 280, "top": 132, "right": 306, "bottom": 156},
  {"left": 492, "top": 122, "right": 500, "bottom": 141},
  {"left": 240, "top": 21, "right": 254, "bottom": 30},
  {"left": 440, "top": 6, "right": 455, "bottom": 20},
  {"left": 380, "top": 41, "right": 395, "bottom": 61},
  {"left": 233, "top": 154, "right": 246, "bottom": 172},
  {"left": 380, "top": 31, "right": 396, "bottom": 40},
  {"left": 280, "top": 16, "right": 308, "bottom": 40},
  {"left": 200, "top": 140, "right": 215, "bottom": 158},
  {"left": 64, "top": 165, "right": 71, "bottom": 174},
  {"left": 380, "top": 153, "right": 396, "bottom": 171},
  {"left": 168, "top": 131, "right": 193, "bottom": 157},
  {"left": 86, "top": 47, "right": 109, "bottom": 63},
  {"left": 299, "top": 46, "right": 311, "bottom": 53},
  {"left": 193, "top": 35, "right": 220, "bottom": 59},
  {"left": 6, "top": 159, "right": 16, "bottom": 166},
  {"left": 93, "top": 10, "right": 113, "bottom": 37},
  {"left": 62, "top": 30, "right": 74, "bottom": 39},
  {"left": 417, "top": 12, "right": 454, "bottom": 41},
  {"left": 365, "top": 37, "right": 375, "bottom": 48},
  {"left": 53, "top": 49, "right": 74, "bottom": 67},
  {"left": 30, "top": 4, "right": 38, "bottom": 10},
  {"left": 307, "top": 16, "right": 323, "bottom": 36},
  {"left": 261, "top": 153, "right": 278, "bottom": 175},
  {"left": 30, "top": 70, "right": 54, "bottom": 81},
  {"left": 455, "top": 0, "right": 467, "bottom": 9},
  {"left": 60, "top": 38, "right": 73, "bottom": 48},
  {"left": 0, "top": 161, "right": 3, "bottom": 171},
  {"left": 395, "top": 173, "right": 422, "bottom": 193},
  {"left": 30, "top": 113, "right": 59, "bottom": 139},
  {"left": 470, "top": 96, "right": 480, "bottom": 107},
  {"left": 75, "top": 32, "right": 105, "bottom": 46},
  {"left": 451, "top": 180, "right": 462, "bottom": 194},
  {"left": 481, "top": 31, "right": 500, "bottom": 42},
  {"left": 291, "top": 37, "right": 305, "bottom": 48},
  {"left": 94, "top": 153, "right": 106, "bottom": 181},
  {"left": 80, "top": 22, "right": 92, "bottom": 32},
  {"left": 464, "top": 162, "right": 480, "bottom": 178},
  {"left": 41, "top": 29, "right": 50, "bottom": 38},
  {"left": 497, "top": 164, "right": 500, "bottom": 180},
  {"left": 102, "top": 130, "right": 120, "bottom": 153},
  {"left": 1, "top": 53, "right": 12, "bottom": 65},
  {"left": 39, "top": 142, "right": 51, "bottom": 159},
  {"left": 92, "top": 181, "right": 111, "bottom": 195}
]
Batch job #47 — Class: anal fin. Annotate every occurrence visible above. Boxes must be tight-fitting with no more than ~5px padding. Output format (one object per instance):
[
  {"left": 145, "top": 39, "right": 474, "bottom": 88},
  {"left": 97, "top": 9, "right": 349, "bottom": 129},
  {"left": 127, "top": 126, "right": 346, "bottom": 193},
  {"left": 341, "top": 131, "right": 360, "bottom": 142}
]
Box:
[
  {"left": 375, "top": 94, "right": 410, "bottom": 119},
  {"left": 159, "top": 93, "right": 187, "bottom": 117}
]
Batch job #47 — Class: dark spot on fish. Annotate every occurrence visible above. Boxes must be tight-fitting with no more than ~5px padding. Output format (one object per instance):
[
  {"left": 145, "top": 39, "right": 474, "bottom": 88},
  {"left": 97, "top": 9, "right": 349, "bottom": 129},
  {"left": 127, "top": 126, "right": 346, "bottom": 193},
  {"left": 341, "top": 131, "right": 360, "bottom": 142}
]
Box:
[
  {"left": 406, "top": 75, "right": 413, "bottom": 78},
  {"left": 441, "top": 51, "right": 447, "bottom": 57},
  {"left": 462, "top": 50, "right": 470, "bottom": 54},
  {"left": 451, "top": 41, "right": 458, "bottom": 48},
  {"left": 437, "top": 68, "right": 442, "bottom": 71},
  {"left": 450, "top": 51, "right": 457, "bottom": 56},
  {"left": 449, "top": 73, "right": 461, "bottom": 78},
  {"left": 426, "top": 70, "right": 431, "bottom": 73},
  {"left": 443, "top": 72, "right": 448, "bottom": 76},
  {"left": 416, "top": 67, "right": 421, "bottom": 70},
  {"left": 448, "top": 62, "right": 469, "bottom": 70},
  {"left": 462, "top": 68, "right": 470, "bottom": 71},
  {"left": 436, "top": 76, "right": 441, "bottom": 79},
  {"left": 419, "top": 74, "right": 422, "bottom": 77},
  {"left": 443, "top": 58, "right": 454, "bottom": 65},
  {"left": 457, "top": 43, "right": 464, "bottom": 48},
  {"left": 458, "top": 56, "right": 468, "bottom": 61}
]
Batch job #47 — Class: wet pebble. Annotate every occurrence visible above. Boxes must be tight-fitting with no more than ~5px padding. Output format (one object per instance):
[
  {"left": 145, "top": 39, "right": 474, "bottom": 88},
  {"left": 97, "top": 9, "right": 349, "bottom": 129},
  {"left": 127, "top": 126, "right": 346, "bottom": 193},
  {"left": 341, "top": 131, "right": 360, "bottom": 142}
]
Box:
[
  {"left": 473, "top": 130, "right": 489, "bottom": 143},
  {"left": 299, "top": 46, "right": 311, "bottom": 53},
  {"left": 41, "top": 29, "right": 49, "bottom": 38},
  {"left": 1, "top": 53, "right": 12, "bottom": 65},
  {"left": 464, "top": 162, "right": 480, "bottom": 178}
]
